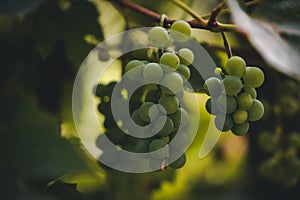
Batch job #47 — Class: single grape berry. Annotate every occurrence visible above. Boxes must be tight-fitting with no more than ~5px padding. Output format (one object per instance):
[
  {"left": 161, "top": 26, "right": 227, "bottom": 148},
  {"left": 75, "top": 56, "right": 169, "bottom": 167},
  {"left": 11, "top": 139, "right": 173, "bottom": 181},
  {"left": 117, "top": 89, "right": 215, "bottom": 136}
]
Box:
[
  {"left": 158, "top": 94, "right": 179, "bottom": 114},
  {"left": 231, "top": 122, "right": 249, "bottom": 136},
  {"left": 203, "top": 77, "right": 223, "bottom": 97},
  {"left": 177, "top": 64, "right": 191, "bottom": 81},
  {"left": 143, "top": 63, "right": 164, "bottom": 82},
  {"left": 223, "top": 75, "right": 243, "bottom": 96},
  {"left": 148, "top": 26, "right": 169, "bottom": 47},
  {"left": 125, "top": 60, "right": 145, "bottom": 81},
  {"left": 149, "top": 139, "right": 169, "bottom": 159},
  {"left": 178, "top": 48, "right": 194, "bottom": 66},
  {"left": 215, "top": 114, "right": 234, "bottom": 132},
  {"left": 145, "top": 89, "right": 159, "bottom": 103},
  {"left": 169, "top": 153, "right": 186, "bottom": 169},
  {"left": 138, "top": 102, "right": 160, "bottom": 122},
  {"left": 135, "top": 140, "right": 151, "bottom": 153},
  {"left": 216, "top": 94, "right": 237, "bottom": 114},
  {"left": 243, "top": 67, "right": 265, "bottom": 88},
  {"left": 169, "top": 107, "right": 189, "bottom": 128},
  {"left": 225, "top": 56, "right": 246, "bottom": 78},
  {"left": 237, "top": 92, "right": 253, "bottom": 110},
  {"left": 157, "top": 116, "right": 174, "bottom": 136},
  {"left": 160, "top": 52, "right": 180, "bottom": 71},
  {"left": 248, "top": 99, "right": 264, "bottom": 121},
  {"left": 131, "top": 110, "right": 148, "bottom": 126},
  {"left": 170, "top": 20, "right": 191, "bottom": 42},
  {"left": 161, "top": 72, "right": 183, "bottom": 94},
  {"left": 232, "top": 110, "right": 248, "bottom": 124},
  {"left": 243, "top": 86, "right": 257, "bottom": 99},
  {"left": 205, "top": 98, "right": 218, "bottom": 115}
]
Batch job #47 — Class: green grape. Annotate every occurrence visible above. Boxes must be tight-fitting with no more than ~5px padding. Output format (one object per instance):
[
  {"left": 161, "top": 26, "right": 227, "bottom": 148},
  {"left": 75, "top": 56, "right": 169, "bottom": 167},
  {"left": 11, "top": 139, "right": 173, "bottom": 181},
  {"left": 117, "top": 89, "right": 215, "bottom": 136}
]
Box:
[
  {"left": 158, "top": 94, "right": 179, "bottom": 114},
  {"left": 205, "top": 98, "right": 218, "bottom": 115},
  {"left": 243, "top": 86, "right": 257, "bottom": 99},
  {"left": 138, "top": 102, "right": 159, "bottom": 122},
  {"left": 157, "top": 116, "right": 174, "bottom": 136},
  {"left": 125, "top": 60, "right": 145, "bottom": 81},
  {"left": 161, "top": 72, "right": 183, "bottom": 94},
  {"left": 216, "top": 94, "right": 237, "bottom": 114},
  {"left": 288, "top": 132, "right": 300, "bottom": 148},
  {"left": 159, "top": 52, "right": 180, "bottom": 71},
  {"left": 223, "top": 75, "right": 243, "bottom": 96},
  {"left": 142, "top": 63, "right": 164, "bottom": 82},
  {"left": 232, "top": 110, "right": 248, "bottom": 124},
  {"left": 258, "top": 131, "right": 279, "bottom": 153},
  {"left": 203, "top": 77, "right": 223, "bottom": 97},
  {"left": 231, "top": 122, "right": 249, "bottom": 136},
  {"left": 169, "top": 107, "right": 189, "bottom": 128},
  {"left": 169, "top": 153, "right": 186, "bottom": 169},
  {"left": 243, "top": 67, "right": 265, "bottom": 88},
  {"left": 145, "top": 89, "right": 159, "bottom": 103},
  {"left": 105, "top": 127, "right": 126, "bottom": 144},
  {"left": 178, "top": 48, "right": 194, "bottom": 66},
  {"left": 215, "top": 114, "right": 234, "bottom": 132},
  {"left": 248, "top": 99, "right": 264, "bottom": 121},
  {"left": 225, "top": 56, "right": 246, "bottom": 78},
  {"left": 131, "top": 110, "right": 148, "bottom": 126},
  {"left": 149, "top": 139, "right": 169, "bottom": 159},
  {"left": 135, "top": 140, "right": 151, "bottom": 153},
  {"left": 148, "top": 26, "right": 169, "bottom": 47},
  {"left": 161, "top": 136, "right": 170, "bottom": 143},
  {"left": 214, "top": 67, "right": 223, "bottom": 75},
  {"left": 176, "top": 64, "right": 191, "bottom": 81},
  {"left": 237, "top": 92, "right": 253, "bottom": 110},
  {"left": 170, "top": 20, "right": 191, "bottom": 42}
]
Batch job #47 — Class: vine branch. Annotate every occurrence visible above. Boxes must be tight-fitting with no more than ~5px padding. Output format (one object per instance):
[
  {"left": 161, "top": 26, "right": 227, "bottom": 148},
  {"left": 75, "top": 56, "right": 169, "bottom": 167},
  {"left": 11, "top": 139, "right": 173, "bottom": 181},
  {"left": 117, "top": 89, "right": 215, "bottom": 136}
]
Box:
[
  {"left": 221, "top": 32, "right": 232, "bottom": 58},
  {"left": 116, "top": 0, "right": 238, "bottom": 32}
]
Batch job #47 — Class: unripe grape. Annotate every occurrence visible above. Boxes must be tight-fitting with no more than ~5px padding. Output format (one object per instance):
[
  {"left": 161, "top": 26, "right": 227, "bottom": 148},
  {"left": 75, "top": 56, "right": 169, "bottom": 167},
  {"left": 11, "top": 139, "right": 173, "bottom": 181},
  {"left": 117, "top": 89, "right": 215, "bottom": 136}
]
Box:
[
  {"left": 243, "top": 67, "right": 265, "bottom": 88},
  {"left": 243, "top": 86, "right": 257, "bottom": 99},
  {"left": 205, "top": 98, "right": 218, "bottom": 115},
  {"left": 203, "top": 77, "right": 223, "bottom": 97},
  {"left": 237, "top": 92, "right": 253, "bottom": 110},
  {"left": 177, "top": 64, "right": 190, "bottom": 81},
  {"left": 215, "top": 114, "right": 234, "bottom": 132},
  {"left": 149, "top": 139, "right": 169, "bottom": 159},
  {"left": 125, "top": 60, "right": 144, "bottom": 81},
  {"left": 169, "top": 107, "right": 189, "bottom": 128},
  {"left": 131, "top": 110, "right": 148, "bottom": 126},
  {"left": 157, "top": 116, "right": 174, "bottom": 136},
  {"left": 223, "top": 75, "right": 243, "bottom": 96},
  {"left": 158, "top": 94, "right": 179, "bottom": 114},
  {"left": 225, "top": 56, "right": 246, "bottom": 78},
  {"left": 138, "top": 102, "right": 160, "bottom": 122},
  {"left": 148, "top": 26, "right": 169, "bottom": 47},
  {"left": 160, "top": 52, "right": 180, "bottom": 71},
  {"left": 178, "top": 48, "right": 194, "bottom": 65},
  {"left": 143, "top": 63, "right": 164, "bottom": 82},
  {"left": 248, "top": 99, "right": 264, "bottom": 121},
  {"left": 169, "top": 153, "right": 186, "bottom": 169},
  {"left": 170, "top": 20, "right": 191, "bottom": 42},
  {"left": 161, "top": 72, "right": 183, "bottom": 94},
  {"left": 233, "top": 110, "right": 248, "bottom": 124},
  {"left": 135, "top": 140, "right": 151, "bottom": 153},
  {"left": 231, "top": 122, "right": 249, "bottom": 136},
  {"left": 216, "top": 94, "right": 237, "bottom": 114}
]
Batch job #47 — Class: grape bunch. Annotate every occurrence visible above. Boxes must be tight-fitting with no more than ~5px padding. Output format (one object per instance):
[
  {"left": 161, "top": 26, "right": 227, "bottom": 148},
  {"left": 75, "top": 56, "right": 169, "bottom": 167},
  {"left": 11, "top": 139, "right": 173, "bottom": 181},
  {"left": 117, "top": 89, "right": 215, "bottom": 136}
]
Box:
[
  {"left": 204, "top": 56, "right": 265, "bottom": 136},
  {"left": 95, "top": 21, "right": 195, "bottom": 171}
]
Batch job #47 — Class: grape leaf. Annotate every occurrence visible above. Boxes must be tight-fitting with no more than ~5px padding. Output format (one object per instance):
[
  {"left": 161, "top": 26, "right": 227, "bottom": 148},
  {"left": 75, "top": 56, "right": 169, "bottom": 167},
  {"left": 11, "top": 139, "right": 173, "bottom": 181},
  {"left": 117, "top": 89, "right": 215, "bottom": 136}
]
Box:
[
  {"left": 0, "top": 0, "right": 42, "bottom": 16},
  {"left": 227, "top": 0, "right": 300, "bottom": 80},
  {"left": 0, "top": 92, "right": 87, "bottom": 181},
  {"left": 27, "top": 0, "right": 103, "bottom": 66}
]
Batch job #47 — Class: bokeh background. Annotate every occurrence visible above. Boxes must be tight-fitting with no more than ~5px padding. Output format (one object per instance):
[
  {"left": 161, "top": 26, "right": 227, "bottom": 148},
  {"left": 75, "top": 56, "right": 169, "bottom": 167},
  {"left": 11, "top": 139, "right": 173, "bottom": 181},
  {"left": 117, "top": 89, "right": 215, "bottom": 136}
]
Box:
[{"left": 0, "top": 0, "right": 299, "bottom": 199}]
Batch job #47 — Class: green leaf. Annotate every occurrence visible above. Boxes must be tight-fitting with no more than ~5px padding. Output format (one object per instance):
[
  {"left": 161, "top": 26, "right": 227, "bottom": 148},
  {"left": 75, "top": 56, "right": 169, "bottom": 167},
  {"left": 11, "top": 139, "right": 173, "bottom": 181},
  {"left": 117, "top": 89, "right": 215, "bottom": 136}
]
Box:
[
  {"left": 27, "top": 0, "right": 103, "bottom": 66},
  {"left": 227, "top": 0, "right": 300, "bottom": 80},
  {"left": 0, "top": 0, "right": 43, "bottom": 16},
  {"left": 0, "top": 92, "right": 87, "bottom": 181}
]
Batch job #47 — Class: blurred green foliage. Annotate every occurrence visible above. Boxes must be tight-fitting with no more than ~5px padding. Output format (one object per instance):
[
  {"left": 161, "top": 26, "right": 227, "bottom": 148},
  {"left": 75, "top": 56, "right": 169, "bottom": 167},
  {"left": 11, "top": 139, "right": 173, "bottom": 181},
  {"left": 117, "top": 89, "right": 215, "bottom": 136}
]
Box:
[{"left": 0, "top": 0, "right": 299, "bottom": 200}]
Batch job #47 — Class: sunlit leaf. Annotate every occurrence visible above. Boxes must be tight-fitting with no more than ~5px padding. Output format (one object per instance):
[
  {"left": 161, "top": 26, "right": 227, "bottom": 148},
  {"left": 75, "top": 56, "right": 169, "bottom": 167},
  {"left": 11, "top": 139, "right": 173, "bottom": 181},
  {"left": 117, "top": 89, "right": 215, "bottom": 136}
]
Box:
[{"left": 227, "top": 0, "right": 300, "bottom": 80}]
